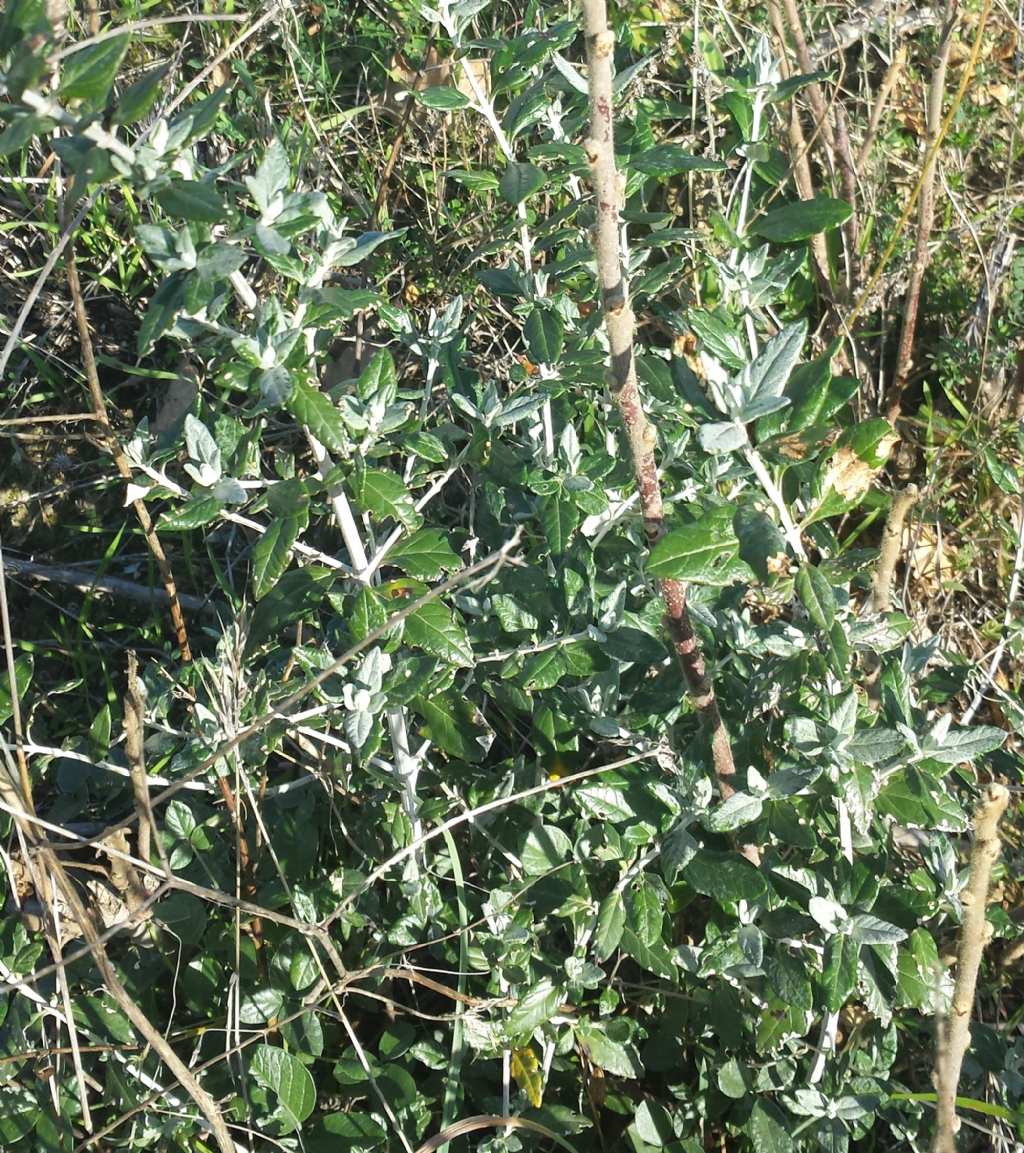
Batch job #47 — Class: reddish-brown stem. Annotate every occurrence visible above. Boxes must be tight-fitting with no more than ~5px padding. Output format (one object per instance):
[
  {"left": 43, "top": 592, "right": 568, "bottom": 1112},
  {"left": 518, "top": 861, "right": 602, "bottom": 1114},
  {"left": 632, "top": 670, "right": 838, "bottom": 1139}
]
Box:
[{"left": 581, "top": 1, "right": 738, "bottom": 802}]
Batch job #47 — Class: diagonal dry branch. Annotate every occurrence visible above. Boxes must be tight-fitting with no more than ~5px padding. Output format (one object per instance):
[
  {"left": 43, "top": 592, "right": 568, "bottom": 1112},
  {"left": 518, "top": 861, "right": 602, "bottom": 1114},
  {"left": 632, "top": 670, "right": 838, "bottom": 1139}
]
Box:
[{"left": 580, "top": 1, "right": 739, "bottom": 804}]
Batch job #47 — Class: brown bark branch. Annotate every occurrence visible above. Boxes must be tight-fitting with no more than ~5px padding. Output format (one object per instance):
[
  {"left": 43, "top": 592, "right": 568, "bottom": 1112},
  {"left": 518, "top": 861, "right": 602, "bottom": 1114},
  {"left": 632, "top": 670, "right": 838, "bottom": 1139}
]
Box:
[
  {"left": 581, "top": 2, "right": 740, "bottom": 809},
  {"left": 933, "top": 783, "right": 1009, "bottom": 1152}
]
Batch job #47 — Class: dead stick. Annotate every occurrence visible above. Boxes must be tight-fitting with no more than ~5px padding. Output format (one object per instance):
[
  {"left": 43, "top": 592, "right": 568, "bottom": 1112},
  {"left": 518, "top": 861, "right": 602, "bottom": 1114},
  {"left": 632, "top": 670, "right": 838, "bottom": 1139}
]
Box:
[
  {"left": 581, "top": 2, "right": 743, "bottom": 817},
  {"left": 933, "top": 783, "right": 1009, "bottom": 1152}
]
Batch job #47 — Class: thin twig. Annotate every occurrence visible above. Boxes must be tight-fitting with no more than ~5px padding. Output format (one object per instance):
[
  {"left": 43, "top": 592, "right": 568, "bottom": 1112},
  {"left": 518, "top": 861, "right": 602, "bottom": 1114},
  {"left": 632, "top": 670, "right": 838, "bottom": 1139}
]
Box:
[{"left": 65, "top": 244, "right": 193, "bottom": 660}]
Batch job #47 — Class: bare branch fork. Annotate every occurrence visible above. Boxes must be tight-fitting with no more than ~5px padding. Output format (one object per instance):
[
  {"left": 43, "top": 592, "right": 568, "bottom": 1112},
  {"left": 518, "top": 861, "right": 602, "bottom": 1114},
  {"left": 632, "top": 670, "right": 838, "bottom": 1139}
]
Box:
[{"left": 580, "top": 2, "right": 739, "bottom": 803}]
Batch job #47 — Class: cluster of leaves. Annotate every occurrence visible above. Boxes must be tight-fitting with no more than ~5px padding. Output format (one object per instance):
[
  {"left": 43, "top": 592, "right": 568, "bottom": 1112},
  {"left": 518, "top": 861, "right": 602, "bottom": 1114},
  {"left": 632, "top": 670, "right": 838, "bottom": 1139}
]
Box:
[{"left": 0, "top": 4, "right": 1020, "bottom": 1153}]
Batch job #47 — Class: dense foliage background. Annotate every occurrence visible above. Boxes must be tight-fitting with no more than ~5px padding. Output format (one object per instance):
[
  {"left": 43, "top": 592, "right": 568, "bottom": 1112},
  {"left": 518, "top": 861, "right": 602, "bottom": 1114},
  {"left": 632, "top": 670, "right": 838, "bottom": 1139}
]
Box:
[{"left": 1, "top": 2, "right": 1023, "bottom": 1151}]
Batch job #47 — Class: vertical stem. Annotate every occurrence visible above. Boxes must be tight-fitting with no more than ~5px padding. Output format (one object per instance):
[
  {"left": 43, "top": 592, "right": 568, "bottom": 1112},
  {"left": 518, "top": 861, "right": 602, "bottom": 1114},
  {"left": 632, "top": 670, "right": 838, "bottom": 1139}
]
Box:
[
  {"left": 933, "top": 784, "right": 1009, "bottom": 1152},
  {"left": 890, "top": 0, "right": 959, "bottom": 417},
  {"left": 581, "top": 1, "right": 739, "bottom": 804}
]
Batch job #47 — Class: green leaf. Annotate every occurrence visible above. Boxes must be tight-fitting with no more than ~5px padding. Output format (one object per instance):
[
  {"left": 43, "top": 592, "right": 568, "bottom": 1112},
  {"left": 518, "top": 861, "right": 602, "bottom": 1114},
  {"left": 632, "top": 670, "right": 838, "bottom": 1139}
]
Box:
[
  {"left": 286, "top": 377, "right": 349, "bottom": 454},
  {"left": 0, "top": 113, "right": 51, "bottom": 157},
  {"left": 414, "top": 85, "right": 471, "bottom": 110},
  {"left": 0, "top": 655, "right": 33, "bottom": 726},
  {"left": 159, "top": 495, "right": 221, "bottom": 531},
  {"left": 524, "top": 306, "right": 564, "bottom": 364},
  {"left": 246, "top": 136, "right": 290, "bottom": 213},
  {"left": 500, "top": 161, "right": 545, "bottom": 204},
  {"left": 507, "top": 978, "right": 562, "bottom": 1038},
  {"left": 733, "top": 506, "right": 788, "bottom": 582},
  {"left": 739, "top": 320, "right": 807, "bottom": 403},
  {"left": 250, "top": 1044, "right": 316, "bottom": 1133},
  {"left": 822, "top": 934, "right": 858, "bottom": 1011},
  {"left": 619, "top": 926, "right": 676, "bottom": 978},
  {"left": 795, "top": 564, "right": 836, "bottom": 630},
  {"left": 648, "top": 506, "right": 753, "bottom": 584},
  {"left": 477, "top": 267, "right": 526, "bottom": 298},
  {"left": 387, "top": 528, "right": 461, "bottom": 579},
  {"left": 684, "top": 850, "right": 767, "bottom": 904},
  {"left": 113, "top": 64, "right": 168, "bottom": 125},
  {"left": 412, "top": 693, "right": 492, "bottom": 762},
  {"left": 632, "top": 145, "right": 727, "bottom": 176},
  {"left": 59, "top": 34, "right": 130, "bottom": 104},
  {"left": 703, "top": 791, "right": 763, "bottom": 832},
  {"left": 751, "top": 196, "right": 853, "bottom": 242},
  {"left": 353, "top": 468, "right": 421, "bottom": 531},
  {"left": 404, "top": 599, "right": 473, "bottom": 666},
  {"left": 718, "top": 1057, "right": 751, "bottom": 1099},
  {"left": 137, "top": 272, "right": 186, "bottom": 355},
  {"left": 765, "top": 948, "right": 813, "bottom": 1011},
  {"left": 877, "top": 768, "right": 967, "bottom": 831},
  {"left": 921, "top": 724, "right": 1005, "bottom": 765},
  {"left": 251, "top": 493, "right": 308, "bottom": 600},
  {"left": 541, "top": 493, "right": 578, "bottom": 555},
  {"left": 246, "top": 566, "right": 334, "bottom": 651},
  {"left": 593, "top": 891, "right": 626, "bottom": 962},
  {"left": 633, "top": 1099, "right": 676, "bottom": 1146},
  {"left": 747, "top": 1100, "right": 792, "bottom": 1153},
  {"left": 155, "top": 180, "right": 227, "bottom": 223},
  {"left": 897, "top": 928, "right": 941, "bottom": 1010},
  {"left": 309, "top": 1112, "right": 387, "bottom": 1153},
  {"left": 627, "top": 878, "right": 664, "bottom": 946},
  {"left": 522, "top": 824, "right": 573, "bottom": 874},
  {"left": 445, "top": 167, "right": 501, "bottom": 191},
  {"left": 576, "top": 1023, "right": 643, "bottom": 1078}
]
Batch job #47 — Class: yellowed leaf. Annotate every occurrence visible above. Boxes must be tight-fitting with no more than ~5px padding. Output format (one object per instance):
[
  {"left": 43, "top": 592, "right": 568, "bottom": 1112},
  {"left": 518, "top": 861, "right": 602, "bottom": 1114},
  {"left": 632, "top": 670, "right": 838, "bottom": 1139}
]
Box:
[{"left": 511, "top": 1045, "right": 544, "bottom": 1108}]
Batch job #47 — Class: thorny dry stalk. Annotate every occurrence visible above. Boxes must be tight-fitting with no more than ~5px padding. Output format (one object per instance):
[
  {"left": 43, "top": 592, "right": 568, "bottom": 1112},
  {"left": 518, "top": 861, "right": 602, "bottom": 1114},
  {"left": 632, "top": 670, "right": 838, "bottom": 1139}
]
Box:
[
  {"left": 580, "top": 2, "right": 745, "bottom": 829},
  {"left": 932, "top": 783, "right": 1009, "bottom": 1153},
  {"left": 890, "top": 0, "right": 959, "bottom": 418}
]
